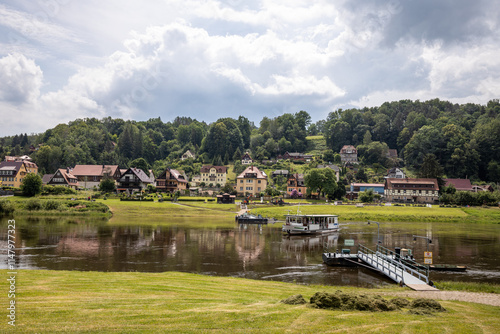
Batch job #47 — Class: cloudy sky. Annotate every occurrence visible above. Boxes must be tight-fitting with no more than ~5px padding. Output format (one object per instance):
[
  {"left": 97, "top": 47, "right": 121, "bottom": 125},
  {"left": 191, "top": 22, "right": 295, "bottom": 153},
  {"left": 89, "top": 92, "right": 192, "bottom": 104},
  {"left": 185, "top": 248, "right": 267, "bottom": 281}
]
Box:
[{"left": 1, "top": 0, "right": 499, "bottom": 136}]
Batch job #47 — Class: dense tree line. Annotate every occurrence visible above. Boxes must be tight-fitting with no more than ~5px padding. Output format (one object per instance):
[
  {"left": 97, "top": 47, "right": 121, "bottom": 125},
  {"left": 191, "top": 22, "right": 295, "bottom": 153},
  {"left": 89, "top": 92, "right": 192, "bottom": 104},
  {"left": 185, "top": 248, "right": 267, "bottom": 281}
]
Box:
[{"left": 0, "top": 99, "right": 499, "bottom": 184}]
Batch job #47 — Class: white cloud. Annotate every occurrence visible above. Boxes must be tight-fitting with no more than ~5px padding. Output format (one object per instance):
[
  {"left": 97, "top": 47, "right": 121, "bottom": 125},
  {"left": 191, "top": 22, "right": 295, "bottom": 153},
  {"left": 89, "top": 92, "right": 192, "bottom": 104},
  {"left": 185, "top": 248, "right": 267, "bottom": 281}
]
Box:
[
  {"left": 0, "top": 53, "right": 43, "bottom": 104},
  {"left": 0, "top": 1, "right": 499, "bottom": 135}
]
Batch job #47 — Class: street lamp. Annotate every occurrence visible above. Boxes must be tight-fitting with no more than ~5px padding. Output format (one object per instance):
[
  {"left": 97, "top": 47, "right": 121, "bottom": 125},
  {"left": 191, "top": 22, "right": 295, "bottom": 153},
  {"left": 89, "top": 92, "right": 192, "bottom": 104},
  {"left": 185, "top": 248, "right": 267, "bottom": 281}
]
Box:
[
  {"left": 413, "top": 235, "right": 432, "bottom": 251},
  {"left": 367, "top": 220, "right": 381, "bottom": 245}
]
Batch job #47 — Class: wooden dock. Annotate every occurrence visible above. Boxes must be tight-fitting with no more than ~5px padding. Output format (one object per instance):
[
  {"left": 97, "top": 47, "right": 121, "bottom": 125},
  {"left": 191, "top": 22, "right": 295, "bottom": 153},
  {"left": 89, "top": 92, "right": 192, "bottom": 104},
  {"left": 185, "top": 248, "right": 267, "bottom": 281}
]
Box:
[{"left": 324, "top": 244, "right": 438, "bottom": 291}]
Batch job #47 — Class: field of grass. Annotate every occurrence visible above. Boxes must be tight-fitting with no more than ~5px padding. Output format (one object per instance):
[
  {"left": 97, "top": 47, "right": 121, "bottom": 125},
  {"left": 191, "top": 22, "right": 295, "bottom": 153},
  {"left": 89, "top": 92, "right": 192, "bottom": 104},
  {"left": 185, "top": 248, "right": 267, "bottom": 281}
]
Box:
[
  {"left": 103, "top": 198, "right": 237, "bottom": 227},
  {"left": 2, "top": 269, "right": 499, "bottom": 333},
  {"left": 435, "top": 281, "right": 500, "bottom": 294},
  {"left": 248, "top": 203, "right": 500, "bottom": 223}
]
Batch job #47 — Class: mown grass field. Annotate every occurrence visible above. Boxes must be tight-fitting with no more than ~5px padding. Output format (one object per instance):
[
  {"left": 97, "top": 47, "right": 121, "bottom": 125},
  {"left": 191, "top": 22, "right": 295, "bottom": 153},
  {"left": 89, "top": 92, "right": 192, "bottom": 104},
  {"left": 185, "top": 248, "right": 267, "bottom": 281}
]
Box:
[
  {"left": 248, "top": 203, "right": 500, "bottom": 223},
  {"left": 1, "top": 270, "right": 499, "bottom": 333}
]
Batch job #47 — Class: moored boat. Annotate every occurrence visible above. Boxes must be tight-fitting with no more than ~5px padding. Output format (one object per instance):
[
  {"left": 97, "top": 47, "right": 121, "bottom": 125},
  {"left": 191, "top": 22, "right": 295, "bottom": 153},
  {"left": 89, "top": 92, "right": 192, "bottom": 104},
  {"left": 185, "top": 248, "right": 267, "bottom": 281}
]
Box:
[
  {"left": 282, "top": 214, "right": 339, "bottom": 235},
  {"left": 235, "top": 213, "right": 268, "bottom": 224}
]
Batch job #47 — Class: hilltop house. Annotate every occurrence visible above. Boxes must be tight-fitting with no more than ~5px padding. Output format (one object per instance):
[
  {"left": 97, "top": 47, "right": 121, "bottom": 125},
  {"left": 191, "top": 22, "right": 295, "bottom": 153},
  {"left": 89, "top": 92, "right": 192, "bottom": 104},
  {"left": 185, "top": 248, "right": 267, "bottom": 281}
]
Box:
[
  {"left": 117, "top": 168, "right": 154, "bottom": 194},
  {"left": 156, "top": 168, "right": 188, "bottom": 193},
  {"left": 72, "top": 165, "right": 121, "bottom": 189},
  {"left": 385, "top": 167, "right": 406, "bottom": 179},
  {"left": 46, "top": 168, "right": 80, "bottom": 190},
  {"left": 279, "top": 152, "right": 312, "bottom": 162},
  {"left": 340, "top": 145, "right": 358, "bottom": 164},
  {"left": 236, "top": 166, "right": 267, "bottom": 196},
  {"left": 181, "top": 150, "right": 196, "bottom": 161},
  {"left": 241, "top": 152, "right": 253, "bottom": 165},
  {"left": 0, "top": 160, "right": 39, "bottom": 188},
  {"left": 200, "top": 165, "right": 228, "bottom": 186},
  {"left": 317, "top": 164, "right": 340, "bottom": 182},
  {"left": 384, "top": 178, "right": 439, "bottom": 204}
]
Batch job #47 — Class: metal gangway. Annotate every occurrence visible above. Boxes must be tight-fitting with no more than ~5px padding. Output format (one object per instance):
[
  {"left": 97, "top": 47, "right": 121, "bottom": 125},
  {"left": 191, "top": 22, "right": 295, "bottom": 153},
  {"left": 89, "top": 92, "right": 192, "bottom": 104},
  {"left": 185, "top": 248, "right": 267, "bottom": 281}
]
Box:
[{"left": 357, "top": 244, "right": 438, "bottom": 291}]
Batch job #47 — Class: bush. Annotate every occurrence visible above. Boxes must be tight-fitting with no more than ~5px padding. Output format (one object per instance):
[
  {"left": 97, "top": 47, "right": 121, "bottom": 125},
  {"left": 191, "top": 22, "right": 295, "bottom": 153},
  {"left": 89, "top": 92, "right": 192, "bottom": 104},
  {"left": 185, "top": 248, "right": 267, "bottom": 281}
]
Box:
[
  {"left": 25, "top": 198, "right": 42, "bottom": 211},
  {"left": 41, "top": 185, "right": 77, "bottom": 195},
  {"left": 0, "top": 200, "right": 15, "bottom": 215},
  {"left": 21, "top": 173, "right": 43, "bottom": 197},
  {"left": 44, "top": 200, "right": 60, "bottom": 210}
]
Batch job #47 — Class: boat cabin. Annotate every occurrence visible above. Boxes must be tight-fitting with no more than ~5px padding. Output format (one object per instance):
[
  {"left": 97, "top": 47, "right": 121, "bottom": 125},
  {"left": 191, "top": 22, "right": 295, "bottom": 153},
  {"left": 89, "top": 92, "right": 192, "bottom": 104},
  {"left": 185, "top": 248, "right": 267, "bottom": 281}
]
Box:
[{"left": 283, "top": 214, "right": 339, "bottom": 234}]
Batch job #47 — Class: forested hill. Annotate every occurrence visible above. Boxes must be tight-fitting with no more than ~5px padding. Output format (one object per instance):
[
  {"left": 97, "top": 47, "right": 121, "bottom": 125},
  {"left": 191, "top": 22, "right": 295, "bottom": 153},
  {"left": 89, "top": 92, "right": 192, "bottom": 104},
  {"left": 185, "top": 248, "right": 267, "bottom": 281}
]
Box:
[{"left": 1, "top": 99, "right": 499, "bottom": 183}]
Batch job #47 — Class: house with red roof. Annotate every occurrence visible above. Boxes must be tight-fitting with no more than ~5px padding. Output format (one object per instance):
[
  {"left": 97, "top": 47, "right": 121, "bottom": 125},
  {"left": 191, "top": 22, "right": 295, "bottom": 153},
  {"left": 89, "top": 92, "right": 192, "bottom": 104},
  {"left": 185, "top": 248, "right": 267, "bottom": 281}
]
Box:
[
  {"left": 444, "top": 179, "right": 473, "bottom": 192},
  {"left": 236, "top": 166, "right": 267, "bottom": 196},
  {"left": 46, "top": 168, "right": 80, "bottom": 190},
  {"left": 72, "top": 165, "right": 121, "bottom": 189}
]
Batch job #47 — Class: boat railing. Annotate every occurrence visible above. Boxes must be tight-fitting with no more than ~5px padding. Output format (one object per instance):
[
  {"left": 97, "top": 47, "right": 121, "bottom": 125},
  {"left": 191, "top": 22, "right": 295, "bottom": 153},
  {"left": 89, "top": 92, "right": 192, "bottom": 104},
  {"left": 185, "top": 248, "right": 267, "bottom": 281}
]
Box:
[
  {"left": 375, "top": 244, "right": 429, "bottom": 283},
  {"left": 358, "top": 244, "right": 404, "bottom": 283}
]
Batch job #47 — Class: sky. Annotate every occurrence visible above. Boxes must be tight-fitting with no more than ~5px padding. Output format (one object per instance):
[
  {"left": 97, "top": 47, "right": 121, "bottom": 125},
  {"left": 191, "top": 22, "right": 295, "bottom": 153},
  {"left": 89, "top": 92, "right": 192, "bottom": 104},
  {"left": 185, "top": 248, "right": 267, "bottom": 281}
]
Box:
[{"left": 1, "top": 0, "right": 499, "bottom": 136}]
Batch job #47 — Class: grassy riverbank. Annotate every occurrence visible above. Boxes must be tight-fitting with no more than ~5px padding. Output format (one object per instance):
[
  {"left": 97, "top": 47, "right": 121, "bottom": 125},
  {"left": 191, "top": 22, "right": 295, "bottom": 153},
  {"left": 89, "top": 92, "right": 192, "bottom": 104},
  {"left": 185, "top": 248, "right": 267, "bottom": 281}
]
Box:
[
  {"left": 2, "top": 270, "right": 499, "bottom": 333},
  {"left": 248, "top": 204, "right": 500, "bottom": 224},
  {"left": 103, "top": 198, "right": 237, "bottom": 226}
]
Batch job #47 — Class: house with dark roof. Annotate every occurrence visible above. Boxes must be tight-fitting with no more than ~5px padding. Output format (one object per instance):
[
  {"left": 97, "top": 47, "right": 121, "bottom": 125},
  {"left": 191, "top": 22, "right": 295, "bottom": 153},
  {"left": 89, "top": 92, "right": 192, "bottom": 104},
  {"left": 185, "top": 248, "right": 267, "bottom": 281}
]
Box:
[
  {"left": 200, "top": 165, "right": 228, "bottom": 186},
  {"left": 384, "top": 178, "right": 439, "bottom": 204},
  {"left": 156, "top": 168, "right": 188, "bottom": 193},
  {"left": 72, "top": 165, "right": 121, "bottom": 189},
  {"left": 340, "top": 145, "right": 358, "bottom": 164},
  {"left": 117, "top": 168, "right": 154, "bottom": 193},
  {"left": 279, "top": 152, "right": 313, "bottom": 162},
  {"left": 47, "top": 168, "right": 80, "bottom": 190},
  {"left": 444, "top": 179, "right": 473, "bottom": 192},
  {"left": 386, "top": 167, "right": 406, "bottom": 179},
  {"left": 241, "top": 152, "right": 253, "bottom": 165},
  {"left": 0, "top": 160, "right": 39, "bottom": 188},
  {"left": 317, "top": 164, "right": 340, "bottom": 182}
]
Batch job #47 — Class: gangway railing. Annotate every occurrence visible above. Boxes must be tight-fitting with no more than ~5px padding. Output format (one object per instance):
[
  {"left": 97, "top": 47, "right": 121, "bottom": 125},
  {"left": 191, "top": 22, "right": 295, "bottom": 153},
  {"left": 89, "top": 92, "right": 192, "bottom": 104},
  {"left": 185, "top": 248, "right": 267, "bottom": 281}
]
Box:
[
  {"left": 375, "top": 244, "right": 430, "bottom": 280},
  {"left": 358, "top": 244, "right": 404, "bottom": 284},
  {"left": 358, "top": 244, "right": 430, "bottom": 285}
]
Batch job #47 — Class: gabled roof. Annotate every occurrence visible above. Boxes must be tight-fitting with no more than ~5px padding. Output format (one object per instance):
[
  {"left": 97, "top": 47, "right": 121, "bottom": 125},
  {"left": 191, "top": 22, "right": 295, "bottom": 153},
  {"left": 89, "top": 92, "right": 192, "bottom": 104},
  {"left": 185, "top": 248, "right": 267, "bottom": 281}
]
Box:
[
  {"left": 351, "top": 183, "right": 385, "bottom": 188},
  {"left": 237, "top": 166, "right": 267, "bottom": 179},
  {"left": 387, "top": 149, "right": 398, "bottom": 158},
  {"left": 340, "top": 145, "right": 357, "bottom": 153},
  {"left": 42, "top": 174, "right": 54, "bottom": 184},
  {"left": 50, "top": 168, "right": 79, "bottom": 186},
  {"left": 72, "top": 165, "right": 120, "bottom": 177},
  {"left": 272, "top": 170, "right": 289, "bottom": 176},
  {"left": 317, "top": 164, "right": 340, "bottom": 172},
  {"left": 242, "top": 152, "right": 252, "bottom": 159},
  {"left": 200, "top": 165, "right": 228, "bottom": 173},
  {"left": 445, "top": 178, "right": 473, "bottom": 191},
  {"left": 157, "top": 168, "right": 188, "bottom": 183},
  {"left": 385, "top": 178, "right": 439, "bottom": 191},
  {"left": 0, "top": 161, "right": 23, "bottom": 174},
  {"left": 122, "top": 168, "right": 152, "bottom": 183}
]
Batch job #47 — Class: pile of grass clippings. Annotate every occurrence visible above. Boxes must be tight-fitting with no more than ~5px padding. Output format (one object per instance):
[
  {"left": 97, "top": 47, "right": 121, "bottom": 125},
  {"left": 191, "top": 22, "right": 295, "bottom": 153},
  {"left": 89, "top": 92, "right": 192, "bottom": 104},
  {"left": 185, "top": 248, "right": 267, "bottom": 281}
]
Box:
[
  {"left": 280, "top": 294, "right": 307, "bottom": 305},
  {"left": 282, "top": 291, "right": 446, "bottom": 316}
]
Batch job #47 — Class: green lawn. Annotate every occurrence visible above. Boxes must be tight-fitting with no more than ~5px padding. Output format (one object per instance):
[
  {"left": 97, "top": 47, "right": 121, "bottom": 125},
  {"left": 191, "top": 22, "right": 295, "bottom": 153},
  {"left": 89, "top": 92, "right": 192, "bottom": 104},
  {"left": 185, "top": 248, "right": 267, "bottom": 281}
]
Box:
[
  {"left": 248, "top": 203, "right": 500, "bottom": 223},
  {"left": 2, "top": 270, "right": 499, "bottom": 333}
]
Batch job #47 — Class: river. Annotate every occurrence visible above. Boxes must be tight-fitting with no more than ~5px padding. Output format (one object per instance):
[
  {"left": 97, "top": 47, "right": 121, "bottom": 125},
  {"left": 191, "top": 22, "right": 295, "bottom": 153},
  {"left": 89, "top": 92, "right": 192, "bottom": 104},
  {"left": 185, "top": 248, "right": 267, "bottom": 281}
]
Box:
[{"left": 1, "top": 217, "right": 499, "bottom": 287}]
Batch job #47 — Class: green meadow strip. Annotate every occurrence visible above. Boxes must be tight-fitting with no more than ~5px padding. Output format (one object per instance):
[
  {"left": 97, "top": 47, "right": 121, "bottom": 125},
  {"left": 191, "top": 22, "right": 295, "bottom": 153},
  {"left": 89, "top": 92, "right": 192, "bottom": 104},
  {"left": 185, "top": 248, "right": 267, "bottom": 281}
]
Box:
[{"left": 2, "top": 270, "right": 499, "bottom": 333}]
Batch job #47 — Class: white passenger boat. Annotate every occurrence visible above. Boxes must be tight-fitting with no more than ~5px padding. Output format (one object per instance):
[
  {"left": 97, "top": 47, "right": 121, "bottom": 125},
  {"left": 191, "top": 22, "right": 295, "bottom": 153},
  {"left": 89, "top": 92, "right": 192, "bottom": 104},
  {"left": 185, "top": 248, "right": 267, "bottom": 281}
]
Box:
[{"left": 282, "top": 214, "right": 339, "bottom": 235}]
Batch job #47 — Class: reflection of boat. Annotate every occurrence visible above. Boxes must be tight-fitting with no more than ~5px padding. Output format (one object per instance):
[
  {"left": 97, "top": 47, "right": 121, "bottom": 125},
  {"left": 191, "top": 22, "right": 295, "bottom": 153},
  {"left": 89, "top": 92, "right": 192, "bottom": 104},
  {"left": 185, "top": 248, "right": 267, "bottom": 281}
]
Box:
[
  {"left": 235, "top": 213, "right": 268, "bottom": 224},
  {"left": 282, "top": 214, "right": 339, "bottom": 235}
]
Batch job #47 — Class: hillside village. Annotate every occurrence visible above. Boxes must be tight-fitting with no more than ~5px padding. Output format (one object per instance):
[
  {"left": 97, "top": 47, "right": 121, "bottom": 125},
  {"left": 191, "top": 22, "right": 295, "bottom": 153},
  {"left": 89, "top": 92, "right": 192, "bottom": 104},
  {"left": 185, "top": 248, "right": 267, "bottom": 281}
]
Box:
[{"left": 1, "top": 99, "right": 499, "bottom": 206}]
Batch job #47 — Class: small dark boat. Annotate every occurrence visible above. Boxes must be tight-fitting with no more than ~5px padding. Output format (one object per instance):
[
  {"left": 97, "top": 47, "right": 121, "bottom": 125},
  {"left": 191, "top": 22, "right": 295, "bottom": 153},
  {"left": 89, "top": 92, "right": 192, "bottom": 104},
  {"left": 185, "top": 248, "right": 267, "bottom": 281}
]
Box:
[
  {"left": 235, "top": 213, "right": 268, "bottom": 224},
  {"left": 428, "top": 264, "right": 467, "bottom": 272},
  {"left": 322, "top": 251, "right": 360, "bottom": 267}
]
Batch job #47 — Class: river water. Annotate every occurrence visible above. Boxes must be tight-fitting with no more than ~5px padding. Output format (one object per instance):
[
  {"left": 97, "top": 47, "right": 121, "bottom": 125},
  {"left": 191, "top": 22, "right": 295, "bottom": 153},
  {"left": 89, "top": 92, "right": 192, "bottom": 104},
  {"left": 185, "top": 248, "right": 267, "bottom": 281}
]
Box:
[{"left": 1, "top": 217, "right": 499, "bottom": 287}]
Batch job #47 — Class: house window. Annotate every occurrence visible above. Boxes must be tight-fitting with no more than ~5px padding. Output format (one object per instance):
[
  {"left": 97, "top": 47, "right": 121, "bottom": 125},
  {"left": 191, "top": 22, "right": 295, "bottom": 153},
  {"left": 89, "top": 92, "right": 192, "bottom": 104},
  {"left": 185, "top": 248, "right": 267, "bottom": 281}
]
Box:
[
  {"left": 240, "top": 187, "right": 243, "bottom": 191},
  {"left": 258, "top": 180, "right": 261, "bottom": 184}
]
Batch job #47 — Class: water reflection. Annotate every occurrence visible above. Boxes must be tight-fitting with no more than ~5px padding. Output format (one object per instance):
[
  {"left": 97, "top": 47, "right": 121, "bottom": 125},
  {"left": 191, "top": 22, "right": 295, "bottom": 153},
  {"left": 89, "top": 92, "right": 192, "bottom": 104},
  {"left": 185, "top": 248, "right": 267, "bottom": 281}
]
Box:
[{"left": 1, "top": 217, "right": 499, "bottom": 286}]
